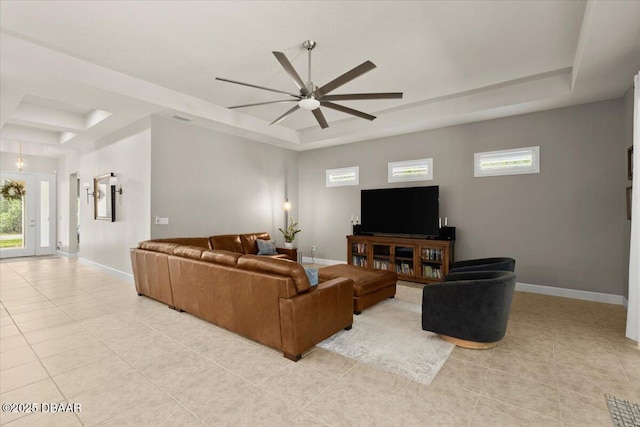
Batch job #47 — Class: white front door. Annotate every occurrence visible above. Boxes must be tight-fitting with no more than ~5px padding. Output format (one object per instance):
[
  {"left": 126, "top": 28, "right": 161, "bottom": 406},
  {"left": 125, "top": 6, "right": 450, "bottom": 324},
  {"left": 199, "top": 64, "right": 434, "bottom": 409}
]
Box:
[{"left": 0, "top": 172, "right": 56, "bottom": 258}]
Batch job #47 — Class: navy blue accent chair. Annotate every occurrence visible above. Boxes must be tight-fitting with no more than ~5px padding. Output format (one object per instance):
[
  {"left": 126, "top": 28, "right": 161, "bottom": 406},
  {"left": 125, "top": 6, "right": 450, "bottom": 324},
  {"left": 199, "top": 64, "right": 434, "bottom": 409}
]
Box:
[
  {"left": 448, "top": 257, "right": 515, "bottom": 275},
  {"left": 422, "top": 270, "right": 516, "bottom": 347}
]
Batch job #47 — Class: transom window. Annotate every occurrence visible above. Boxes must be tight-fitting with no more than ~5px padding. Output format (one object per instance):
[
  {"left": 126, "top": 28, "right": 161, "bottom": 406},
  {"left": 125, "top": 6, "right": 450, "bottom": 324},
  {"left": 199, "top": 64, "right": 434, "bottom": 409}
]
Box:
[
  {"left": 388, "top": 158, "right": 433, "bottom": 183},
  {"left": 474, "top": 146, "right": 540, "bottom": 177},
  {"left": 326, "top": 166, "right": 359, "bottom": 187}
]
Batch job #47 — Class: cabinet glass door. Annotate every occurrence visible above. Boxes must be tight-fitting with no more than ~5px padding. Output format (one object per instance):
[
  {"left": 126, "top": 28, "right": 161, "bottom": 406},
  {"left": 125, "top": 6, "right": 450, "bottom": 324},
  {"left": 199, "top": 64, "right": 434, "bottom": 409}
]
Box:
[
  {"left": 351, "top": 242, "right": 368, "bottom": 267},
  {"left": 372, "top": 244, "right": 391, "bottom": 270},
  {"left": 420, "top": 246, "right": 443, "bottom": 279},
  {"left": 395, "top": 246, "right": 414, "bottom": 275}
]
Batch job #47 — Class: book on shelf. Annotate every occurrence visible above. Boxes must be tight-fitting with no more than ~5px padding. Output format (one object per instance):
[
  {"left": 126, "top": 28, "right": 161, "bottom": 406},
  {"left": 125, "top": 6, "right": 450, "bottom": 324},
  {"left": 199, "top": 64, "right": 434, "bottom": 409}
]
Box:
[
  {"left": 373, "top": 259, "right": 390, "bottom": 270},
  {"left": 396, "top": 262, "right": 414, "bottom": 275},
  {"left": 352, "top": 256, "right": 367, "bottom": 267},
  {"left": 352, "top": 243, "right": 367, "bottom": 255},
  {"left": 422, "top": 265, "right": 442, "bottom": 278},
  {"left": 421, "top": 248, "right": 443, "bottom": 261}
]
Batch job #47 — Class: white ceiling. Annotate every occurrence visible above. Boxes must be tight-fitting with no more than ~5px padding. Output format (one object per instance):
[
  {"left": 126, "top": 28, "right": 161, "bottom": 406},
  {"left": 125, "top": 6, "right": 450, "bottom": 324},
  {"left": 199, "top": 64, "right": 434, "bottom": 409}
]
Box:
[{"left": 1, "top": 0, "right": 639, "bottom": 157}]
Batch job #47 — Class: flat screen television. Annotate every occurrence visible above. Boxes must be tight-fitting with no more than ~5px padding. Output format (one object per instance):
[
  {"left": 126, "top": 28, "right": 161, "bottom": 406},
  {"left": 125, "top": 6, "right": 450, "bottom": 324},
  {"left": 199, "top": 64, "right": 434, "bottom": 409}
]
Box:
[{"left": 360, "top": 186, "right": 439, "bottom": 238}]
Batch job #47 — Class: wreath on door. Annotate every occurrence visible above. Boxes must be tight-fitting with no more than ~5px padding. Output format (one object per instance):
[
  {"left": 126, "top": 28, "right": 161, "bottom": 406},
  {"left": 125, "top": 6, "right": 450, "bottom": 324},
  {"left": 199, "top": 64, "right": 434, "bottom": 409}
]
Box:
[{"left": 0, "top": 180, "right": 26, "bottom": 200}]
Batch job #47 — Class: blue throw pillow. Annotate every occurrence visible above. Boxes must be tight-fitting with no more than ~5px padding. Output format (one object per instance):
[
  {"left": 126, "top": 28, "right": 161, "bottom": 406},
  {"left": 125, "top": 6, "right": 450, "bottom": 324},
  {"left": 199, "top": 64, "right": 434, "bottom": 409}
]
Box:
[
  {"left": 256, "top": 239, "right": 277, "bottom": 255},
  {"left": 304, "top": 267, "right": 319, "bottom": 286}
]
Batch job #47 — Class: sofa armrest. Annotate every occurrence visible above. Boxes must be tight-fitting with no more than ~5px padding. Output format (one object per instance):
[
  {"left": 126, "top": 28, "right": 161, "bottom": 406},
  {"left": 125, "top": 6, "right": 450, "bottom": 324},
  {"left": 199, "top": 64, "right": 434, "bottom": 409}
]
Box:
[
  {"left": 279, "top": 277, "right": 353, "bottom": 360},
  {"left": 275, "top": 247, "right": 297, "bottom": 261}
]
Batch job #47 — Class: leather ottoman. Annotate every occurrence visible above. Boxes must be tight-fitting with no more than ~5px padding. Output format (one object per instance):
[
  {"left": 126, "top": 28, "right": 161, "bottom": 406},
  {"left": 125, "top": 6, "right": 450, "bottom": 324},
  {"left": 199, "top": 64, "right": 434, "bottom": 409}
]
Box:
[{"left": 318, "top": 264, "right": 397, "bottom": 314}]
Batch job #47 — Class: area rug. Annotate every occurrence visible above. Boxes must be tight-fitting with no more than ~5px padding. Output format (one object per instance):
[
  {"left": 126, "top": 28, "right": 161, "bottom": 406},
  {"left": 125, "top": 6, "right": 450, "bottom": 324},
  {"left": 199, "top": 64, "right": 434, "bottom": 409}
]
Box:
[
  {"left": 317, "top": 294, "right": 454, "bottom": 385},
  {"left": 606, "top": 394, "right": 640, "bottom": 427}
]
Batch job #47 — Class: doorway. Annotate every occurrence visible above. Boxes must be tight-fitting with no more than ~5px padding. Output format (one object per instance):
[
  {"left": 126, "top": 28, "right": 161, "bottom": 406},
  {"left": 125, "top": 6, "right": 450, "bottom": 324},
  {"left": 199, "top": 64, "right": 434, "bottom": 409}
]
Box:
[{"left": 0, "top": 172, "right": 57, "bottom": 258}]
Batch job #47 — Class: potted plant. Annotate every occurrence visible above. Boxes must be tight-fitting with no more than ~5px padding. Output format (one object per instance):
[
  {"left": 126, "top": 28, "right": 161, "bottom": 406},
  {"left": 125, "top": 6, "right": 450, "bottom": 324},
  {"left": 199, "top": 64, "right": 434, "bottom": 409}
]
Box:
[{"left": 279, "top": 218, "right": 301, "bottom": 248}]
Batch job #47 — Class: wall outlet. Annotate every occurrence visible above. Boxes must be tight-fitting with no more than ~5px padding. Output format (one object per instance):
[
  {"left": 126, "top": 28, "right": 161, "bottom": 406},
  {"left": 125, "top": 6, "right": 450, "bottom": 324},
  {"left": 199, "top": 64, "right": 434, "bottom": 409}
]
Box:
[{"left": 155, "top": 216, "right": 169, "bottom": 225}]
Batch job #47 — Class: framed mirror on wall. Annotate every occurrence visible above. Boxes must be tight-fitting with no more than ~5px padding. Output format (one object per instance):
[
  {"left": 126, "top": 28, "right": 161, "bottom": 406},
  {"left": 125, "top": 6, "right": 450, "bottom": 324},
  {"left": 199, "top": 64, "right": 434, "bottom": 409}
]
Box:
[{"left": 94, "top": 173, "right": 115, "bottom": 222}]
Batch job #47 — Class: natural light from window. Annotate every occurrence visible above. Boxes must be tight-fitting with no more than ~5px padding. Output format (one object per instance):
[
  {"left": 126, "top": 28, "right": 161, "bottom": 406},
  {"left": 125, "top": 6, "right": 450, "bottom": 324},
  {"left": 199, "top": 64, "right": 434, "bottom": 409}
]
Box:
[
  {"left": 388, "top": 159, "right": 433, "bottom": 183},
  {"left": 326, "top": 166, "right": 359, "bottom": 187},
  {"left": 474, "top": 146, "right": 540, "bottom": 177}
]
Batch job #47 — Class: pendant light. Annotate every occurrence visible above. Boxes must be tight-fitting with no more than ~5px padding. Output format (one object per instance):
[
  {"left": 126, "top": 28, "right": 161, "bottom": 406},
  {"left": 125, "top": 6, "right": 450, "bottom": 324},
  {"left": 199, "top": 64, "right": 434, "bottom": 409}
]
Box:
[{"left": 16, "top": 143, "right": 24, "bottom": 171}]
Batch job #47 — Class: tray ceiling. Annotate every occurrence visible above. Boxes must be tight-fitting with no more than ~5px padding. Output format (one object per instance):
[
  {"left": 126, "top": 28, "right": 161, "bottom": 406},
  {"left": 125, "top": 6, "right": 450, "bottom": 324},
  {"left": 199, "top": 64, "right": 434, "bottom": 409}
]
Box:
[{"left": 1, "top": 0, "right": 639, "bottom": 155}]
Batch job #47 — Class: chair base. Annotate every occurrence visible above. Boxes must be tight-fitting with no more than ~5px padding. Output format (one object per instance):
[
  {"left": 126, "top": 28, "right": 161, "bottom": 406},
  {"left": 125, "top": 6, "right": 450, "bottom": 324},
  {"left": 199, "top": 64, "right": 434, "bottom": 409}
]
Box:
[{"left": 437, "top": 334, "right": 500, "bottom": 350}]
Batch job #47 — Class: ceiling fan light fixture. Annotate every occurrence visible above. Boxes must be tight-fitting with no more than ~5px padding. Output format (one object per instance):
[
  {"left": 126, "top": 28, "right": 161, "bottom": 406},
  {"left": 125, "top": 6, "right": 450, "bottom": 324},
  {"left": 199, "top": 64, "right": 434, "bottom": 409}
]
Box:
[
  {"left": 298, "top": 97, "right": 320, "bottom": 111},
  {"left": 217, "top": 40, "right": 402, "bottom": 129}
]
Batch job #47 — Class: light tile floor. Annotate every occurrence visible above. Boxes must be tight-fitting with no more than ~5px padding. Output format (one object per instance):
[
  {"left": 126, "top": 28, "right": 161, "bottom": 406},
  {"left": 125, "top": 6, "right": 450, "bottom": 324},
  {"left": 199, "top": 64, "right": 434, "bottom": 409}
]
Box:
[{"left": 0, "top": 257, "right": 639, "bottom": 426}]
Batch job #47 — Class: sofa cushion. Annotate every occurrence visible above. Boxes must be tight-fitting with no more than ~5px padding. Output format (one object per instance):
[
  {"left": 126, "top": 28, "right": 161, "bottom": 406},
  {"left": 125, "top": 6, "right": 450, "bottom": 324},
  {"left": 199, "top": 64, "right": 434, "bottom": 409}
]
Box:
[
  {"left": 201, "top": 249, "right": 242, "bottom": 266},
  {"left": 256, "top": 239, "right": 277, "bottom": 255},
  {"left": 151, "top": 237, "right": 209, "bottom": 248},
  {"left": 237, "top": 255, "right": 310, "bottom": 293},
  {"left": 209, "top": 234, "right": 245, "bottom": 254},
  {"left": 240, "top": 232, "right": 271, "bottom": 255},
  {"left": 139, "top": 241, "right": 180, "bottom": 255},
  {"left": 174, "top": 245, "right": 206, "bottom": 260},
  {"left": 304, "top": 267, "right": 319, "bottom": 286}
]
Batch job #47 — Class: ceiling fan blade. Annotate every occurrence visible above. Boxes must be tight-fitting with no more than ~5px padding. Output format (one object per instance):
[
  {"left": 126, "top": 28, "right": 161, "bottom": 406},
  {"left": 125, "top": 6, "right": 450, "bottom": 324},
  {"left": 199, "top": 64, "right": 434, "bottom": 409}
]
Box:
[
  {"left": 228, "top": 99, "right": 299, "bottom": 109},
  {"left": 272, "top": 52, "right": 309, "bottom": 96},
  {"left": 314, "top": 61, "right": 377, "bottom": 98},
  {"left": 216, "top": 77, "right": 300, "bottom": 98},
  {"left": 311, "top": 108, "right": 329, "bottom": 129},
  {"left": 320, "top": 101, "right": 376, "bottom": 121},
  {"left": 319, "top": 92, "right": 403, "bottom": 101},
  {"left": 270, "top": 105, "right": 300, "bottom": 126}
]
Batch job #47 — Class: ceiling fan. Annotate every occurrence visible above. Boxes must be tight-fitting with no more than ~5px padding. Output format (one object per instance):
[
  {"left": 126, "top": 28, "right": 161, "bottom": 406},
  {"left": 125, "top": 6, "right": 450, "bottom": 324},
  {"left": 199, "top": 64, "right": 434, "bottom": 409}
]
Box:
[{"left": 216, "top": 40, "right": 403, "bottom": 129}]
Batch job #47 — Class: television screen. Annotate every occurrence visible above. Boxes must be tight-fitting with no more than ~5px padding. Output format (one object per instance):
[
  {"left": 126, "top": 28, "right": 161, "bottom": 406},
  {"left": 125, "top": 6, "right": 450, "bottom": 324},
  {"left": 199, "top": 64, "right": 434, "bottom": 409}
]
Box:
[{"left": 360, "top": 186, "right": 439, "bottom": 237}]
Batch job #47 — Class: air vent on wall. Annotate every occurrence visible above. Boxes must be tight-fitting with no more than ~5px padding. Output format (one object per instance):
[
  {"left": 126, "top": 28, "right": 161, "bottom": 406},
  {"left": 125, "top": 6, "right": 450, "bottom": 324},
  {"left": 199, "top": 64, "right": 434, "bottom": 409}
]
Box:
[{"left": 172, "top": 114, "right": 193, "bottom": 122}]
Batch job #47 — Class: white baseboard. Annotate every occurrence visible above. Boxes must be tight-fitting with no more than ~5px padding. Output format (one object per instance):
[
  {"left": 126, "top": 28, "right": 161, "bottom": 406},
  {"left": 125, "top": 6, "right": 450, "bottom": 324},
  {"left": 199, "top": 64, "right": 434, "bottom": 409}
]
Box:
[
  {"left": 300, "top": 258, "right": 627, "bottom": 307},
  {"left": 516, "top": 282, "right": 627, "bottom": 306},
  {"left": 56, "top": 250, "right": 78, "bottom": 259},
  {"left": 78, "top": 257, "right": 134, "bottom": 284},
  {"left": 301, "top": 256, "right": 345, "bottom": 266}
]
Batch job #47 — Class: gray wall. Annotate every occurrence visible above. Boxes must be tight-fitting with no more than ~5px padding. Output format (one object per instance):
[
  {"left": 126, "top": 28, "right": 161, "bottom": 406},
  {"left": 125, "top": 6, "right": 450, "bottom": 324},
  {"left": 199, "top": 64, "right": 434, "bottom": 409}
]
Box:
[
  {"left": 298, "top": 99, "right": 627, "bottom": 295},
  {"left": 150, "top": 116, "right": 298, "bottom": 243},
  {"left": 77, "top": 125, "right": 151, "bottom": 275}
]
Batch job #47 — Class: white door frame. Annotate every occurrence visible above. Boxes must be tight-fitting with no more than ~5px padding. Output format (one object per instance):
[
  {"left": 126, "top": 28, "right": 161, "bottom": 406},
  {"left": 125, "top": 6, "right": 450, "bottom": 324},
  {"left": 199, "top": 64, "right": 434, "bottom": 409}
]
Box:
[{"left": 0, "top": 172, "right": 56, "bottom": 258}]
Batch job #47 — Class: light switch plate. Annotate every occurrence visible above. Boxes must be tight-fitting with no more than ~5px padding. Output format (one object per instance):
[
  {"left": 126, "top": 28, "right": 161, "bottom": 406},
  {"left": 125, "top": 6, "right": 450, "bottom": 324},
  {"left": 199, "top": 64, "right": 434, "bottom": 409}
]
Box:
[{"left": 155, "top": 216, "right": 169, "bottom": 225}]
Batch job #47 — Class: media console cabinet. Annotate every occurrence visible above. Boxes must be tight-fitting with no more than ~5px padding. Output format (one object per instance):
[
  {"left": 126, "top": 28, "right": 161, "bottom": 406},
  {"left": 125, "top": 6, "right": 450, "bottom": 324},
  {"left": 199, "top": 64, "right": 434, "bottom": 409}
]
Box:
[{"left": 347, "top": 235, "right": 454, "bottom": 284}]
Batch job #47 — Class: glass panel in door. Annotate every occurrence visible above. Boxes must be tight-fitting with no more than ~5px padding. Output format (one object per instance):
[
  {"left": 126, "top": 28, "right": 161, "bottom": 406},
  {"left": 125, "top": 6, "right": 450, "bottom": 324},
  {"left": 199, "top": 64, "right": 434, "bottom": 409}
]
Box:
[
  {"left": 0, "top": 178, "right": 25, "bottom": 248},
  {"left": 0, "top": 172, "right": 56, "bottom": 258},
  {"left": 0, "top": 173, "right": 35, "bottom": 258},
  {"left": 35, "top": 174, "right": 56, "bottom": 256},
  {"left": 40, "top": 181, "right": 50, "bottom": 248}
]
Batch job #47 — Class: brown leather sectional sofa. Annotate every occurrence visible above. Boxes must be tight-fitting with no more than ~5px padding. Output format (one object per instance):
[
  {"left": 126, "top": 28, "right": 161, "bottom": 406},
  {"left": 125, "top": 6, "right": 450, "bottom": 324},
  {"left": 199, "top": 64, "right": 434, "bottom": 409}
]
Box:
[
  {"left": 208, "top": 232, "right": 297, "bottom": 260},
  {"left": 130, "top": 233, "right": 353, "bottom": 361}
]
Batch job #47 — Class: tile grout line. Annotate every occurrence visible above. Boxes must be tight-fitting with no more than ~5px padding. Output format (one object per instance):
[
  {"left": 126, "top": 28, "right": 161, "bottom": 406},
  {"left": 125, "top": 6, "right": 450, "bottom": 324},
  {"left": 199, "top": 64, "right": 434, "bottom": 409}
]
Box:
[
  {"left": 607, "top": 337, "right": 635, "bottom": 385},
  {"left": 552, "top": 330, "right": 565, "bottom": 427},
  {"left": 2, "top": 258, "right": 635, "bottom": 425},
  {"left": 466, "top": 389, "right": 481, "bottom": 427},
  {"left": 1, "top": 260, "right": 174, "bottom": 426},
  {"left": 0, "top": 262, "right": 85, "bottom": 427},
  {"left": 41, "top": 287, "right": 208, "bottom": 426}
]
